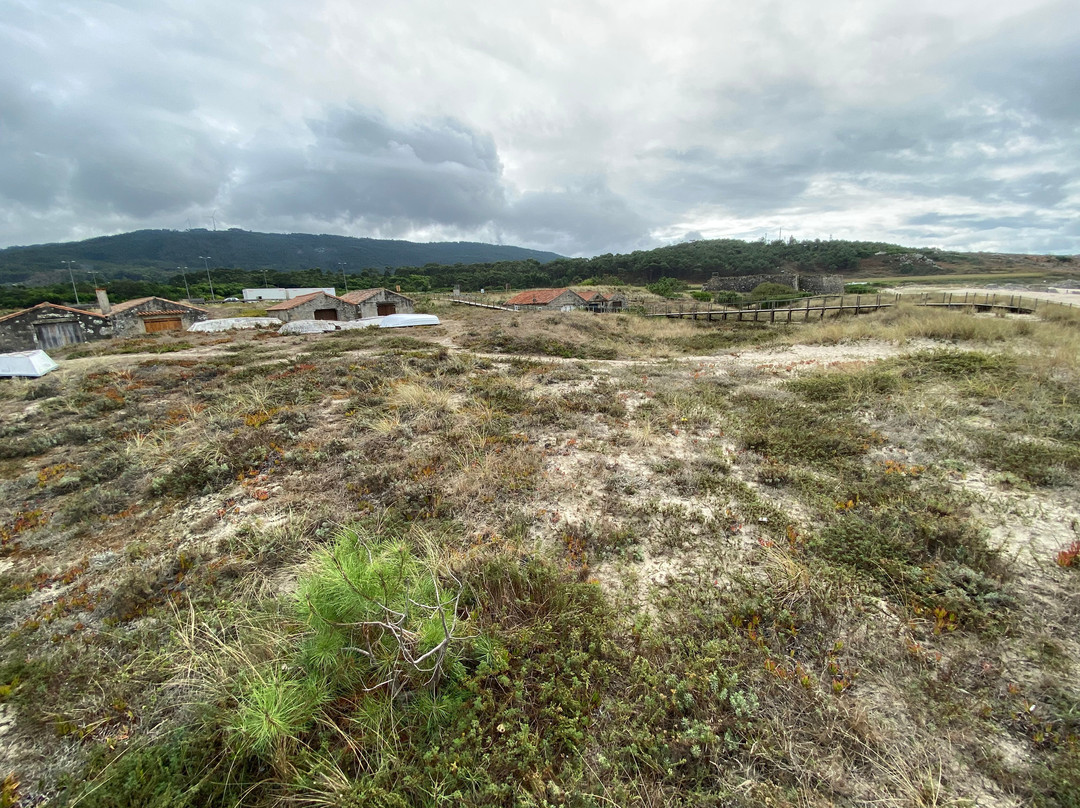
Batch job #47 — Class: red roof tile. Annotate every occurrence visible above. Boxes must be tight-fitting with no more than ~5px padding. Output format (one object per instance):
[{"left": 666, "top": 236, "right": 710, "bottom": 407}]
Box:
[
  {"left": 107, "top": 297, "right": 154, "bottom": 314},
  {"left": 339, "top": 288, "right": 383, "bottom": 304},
  {"left": 109, "top": 297, "right": 208, "bottom": 315},
  {"left": 504, "top": 288, "right": 583, "bottom": 306},
  {"left": 0, "top": 302, "right": 109, "bottom": 324},
  {"left": 266, "top": 292, "right": 329, "bottom": 311}
]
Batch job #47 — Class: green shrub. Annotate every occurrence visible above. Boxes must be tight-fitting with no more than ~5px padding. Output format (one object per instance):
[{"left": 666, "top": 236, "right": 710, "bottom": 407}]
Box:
[
  {"left": 58, "top": 726, "right": 255, "bottom": 808},
  {"left": 788, "top": 366, "right": 902, "bottom": 406},
  {"left": 843, "top": 282, "right": 886, "bottom": 294},
  {"left": 903, "top": 349, "right": 1016, "bottom": 379},
  {"left": 749, "top": 282, "right": 807, "bottom": 302},
  {"left": 297, "top": 530, "right": 468, "bottom": 697},
  {"left": 808, "top": 471, "right": 1011, "bottom": 630},
  {"left": 647, "top": 277, "right": 686, "bottom": 298},
  {"left": 712, "top": 291, "right": 743, "bottom": 305},
  {"left": 975, "top": 433, "right": 1080, "bottom": 486},
  {"left": 735, "top": 396, "right": 880, "bottom": 466}
]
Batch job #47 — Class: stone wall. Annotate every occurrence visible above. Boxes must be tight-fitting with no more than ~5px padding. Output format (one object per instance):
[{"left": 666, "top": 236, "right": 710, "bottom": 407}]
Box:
[
  {"left": 703, "top": 273, "right": 844, "bottom": 295},
  {"left": 270, "top": 293, "right": 357, "bottom": 323},
  {"left": 353, "top": 290, "right": 415, "bottom": 318},
  {"left": 0, "top": 304, "right": 112, "bottom": 352},
  {"left": 795, "top": 275, "right": 845, "bottom": 294},
  {"left": 111, "top": 298, "right": 209, "bottom": 336},
  {"left": 703, "top": 272, "right": 797, "bottom": 293}
]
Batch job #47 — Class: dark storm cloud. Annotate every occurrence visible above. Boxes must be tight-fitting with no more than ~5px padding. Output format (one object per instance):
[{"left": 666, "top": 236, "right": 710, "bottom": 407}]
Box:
[
  {"left": 501, "top": 184, "right": 654, "bottom": 256},
  {"left": 954, "top": 1, "right": 1080, "bottom": 124},
  {"left": 0, "top": 6, "right": 230, "bottom": 222},
  {"left": 226, "top": 109, "right": 506, "bottom": 229}
]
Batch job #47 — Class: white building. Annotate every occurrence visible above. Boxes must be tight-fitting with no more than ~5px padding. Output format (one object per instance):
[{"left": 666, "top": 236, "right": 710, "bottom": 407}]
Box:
[{"left": 242, "top": 287, "right": 337, "bottom": 302}]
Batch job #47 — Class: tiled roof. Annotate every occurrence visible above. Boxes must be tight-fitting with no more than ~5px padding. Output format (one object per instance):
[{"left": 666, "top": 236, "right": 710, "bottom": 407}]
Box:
[
  {"left": 339, "top": 288, "right": 383, "bottom": 304},
  {"left": 266, "top": 292, "right": 327, "bottom": 311},
  {"left": 107, "top": 297, "right": 154, "bottom": 314},
  {"left": 109, "top": 297, "right": 208, "bottom": 315},
  {"left": 0, "top": 302, "right": 107, "bottom": 324},
  {"left": 504, "top": 288, "right": 582, "bottom": 306},
  {"left": 339, "top": 287, "right": 414, "bottom": 305}
]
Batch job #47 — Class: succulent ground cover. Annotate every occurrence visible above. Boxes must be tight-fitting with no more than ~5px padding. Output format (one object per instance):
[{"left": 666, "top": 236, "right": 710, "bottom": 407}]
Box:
[{"left": 0, "top": 299, "right": 1077, "bottom": 806}]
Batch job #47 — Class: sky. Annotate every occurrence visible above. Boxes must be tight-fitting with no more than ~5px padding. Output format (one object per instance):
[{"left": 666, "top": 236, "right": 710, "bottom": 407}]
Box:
[{"left": 1, "top": 0, "right": 1078, "bottom": 257}]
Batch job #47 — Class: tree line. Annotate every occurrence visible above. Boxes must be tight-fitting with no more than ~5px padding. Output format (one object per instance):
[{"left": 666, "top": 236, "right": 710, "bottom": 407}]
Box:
[{"left": 0, "top": 238, "right": 928, "bottom": 309}]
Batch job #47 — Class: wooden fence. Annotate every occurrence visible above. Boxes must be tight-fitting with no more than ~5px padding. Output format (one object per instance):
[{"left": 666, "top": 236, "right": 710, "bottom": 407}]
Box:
[{"left": 446, "top": 290, "right": 1080, "bottom": 322}]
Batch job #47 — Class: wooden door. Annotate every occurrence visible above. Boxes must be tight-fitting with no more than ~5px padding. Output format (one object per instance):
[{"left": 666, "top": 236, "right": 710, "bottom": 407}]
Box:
[
  {"left": 144, "top": 317, "right": 182, "bottom": 332},
  {"left": 376, "top": 303, "right": 396, "bottom": 316},
  {"left": 314, "top": 309, "right": 339, "bottom": 321}
]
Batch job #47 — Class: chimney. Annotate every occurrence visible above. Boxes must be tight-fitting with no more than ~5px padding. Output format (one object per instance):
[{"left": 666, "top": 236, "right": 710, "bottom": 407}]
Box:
[{"left": 95, "top": 288, "right": 112, "bottom": 315}]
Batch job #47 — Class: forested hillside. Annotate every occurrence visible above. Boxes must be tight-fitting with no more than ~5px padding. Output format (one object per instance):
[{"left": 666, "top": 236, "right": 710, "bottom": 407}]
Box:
[
  {"left": 0, "top": 229, "right": 561, "bottom": 286},
  {"left": 1, "top": 230, "right": 1073, "bottom": 310}
]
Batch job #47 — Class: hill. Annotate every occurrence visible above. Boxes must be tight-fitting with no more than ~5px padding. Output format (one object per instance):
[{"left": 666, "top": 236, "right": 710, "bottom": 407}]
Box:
[
  {"left": 1, "top": 231, "right": 1075, "bottom": 312},
  {"left": 0, "top": 228, "right": 562, "bottom": 285}
]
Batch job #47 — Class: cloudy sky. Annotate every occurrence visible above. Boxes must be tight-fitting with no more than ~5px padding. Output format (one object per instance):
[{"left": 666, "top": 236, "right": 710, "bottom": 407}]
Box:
[{"left": 2, "top": 0, "right": 1077, "bottom": 256}]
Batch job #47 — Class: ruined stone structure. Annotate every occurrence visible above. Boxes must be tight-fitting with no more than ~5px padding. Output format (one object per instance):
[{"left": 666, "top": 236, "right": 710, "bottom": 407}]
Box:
[
  {"left": 703, "top": 273, "right": 844, "bottom": 295},
  {"left": 795, "top": 275, "right": 846, "bottom": 295}
]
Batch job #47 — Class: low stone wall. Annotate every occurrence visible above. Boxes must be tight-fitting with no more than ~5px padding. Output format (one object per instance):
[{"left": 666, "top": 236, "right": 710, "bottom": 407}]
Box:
[
  {"left": 703, "top": 273, "right": 844, "bottom": 295},
  {"left": 703, "top": 272, "right": 797, "bottom": 293},
  {"left": 796, "top": 275, "right": 845, "bottom": 295}
]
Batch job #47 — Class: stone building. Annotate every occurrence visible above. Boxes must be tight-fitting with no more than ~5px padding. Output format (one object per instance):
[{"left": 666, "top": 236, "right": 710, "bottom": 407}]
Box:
[
  {"left": 106, "top": 295, "right": 209, "bottom": 336},
  {"left": 339, "top": 288, "right": 415, "bottom": 318},
  {"left": 0, "top": 303, "right": 112, "bottom": 352},
  {"left": 504, "top": 288, "right": 587, "bottom": 310},
  {"left": 582, "top": 291, "right": 628, "bottom": 312},
  {"left": 266, "top": 291, "right": 357, "bottom": 323}
]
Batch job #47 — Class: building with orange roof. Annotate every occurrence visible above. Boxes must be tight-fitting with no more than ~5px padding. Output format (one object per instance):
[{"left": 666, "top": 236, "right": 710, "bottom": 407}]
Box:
[
  {"left": 266, "top": 291, "right": 357, "bottom": 323},
  {"left": 503, "top": 288, "right": 587, "bottom": 310}
]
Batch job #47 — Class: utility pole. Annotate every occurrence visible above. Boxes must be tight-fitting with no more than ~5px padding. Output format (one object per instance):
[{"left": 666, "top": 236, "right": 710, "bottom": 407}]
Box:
[
  {"left": 338, "top": 262, "right": 349, "bottom": 293},
  {"left": 177, "top": 266, "right": 191, "bottom": 301},
  {"left": 61, "top": 260, "right": 79, "bottom": 304},
  {"left": 199, "top": 256, "right": 215, "bottom": 301}
]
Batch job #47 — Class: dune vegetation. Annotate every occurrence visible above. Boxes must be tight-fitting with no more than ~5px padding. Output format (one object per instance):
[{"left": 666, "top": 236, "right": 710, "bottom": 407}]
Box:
[{"left": 0, "top": 297, "right": 1077, "bottom": 807}]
